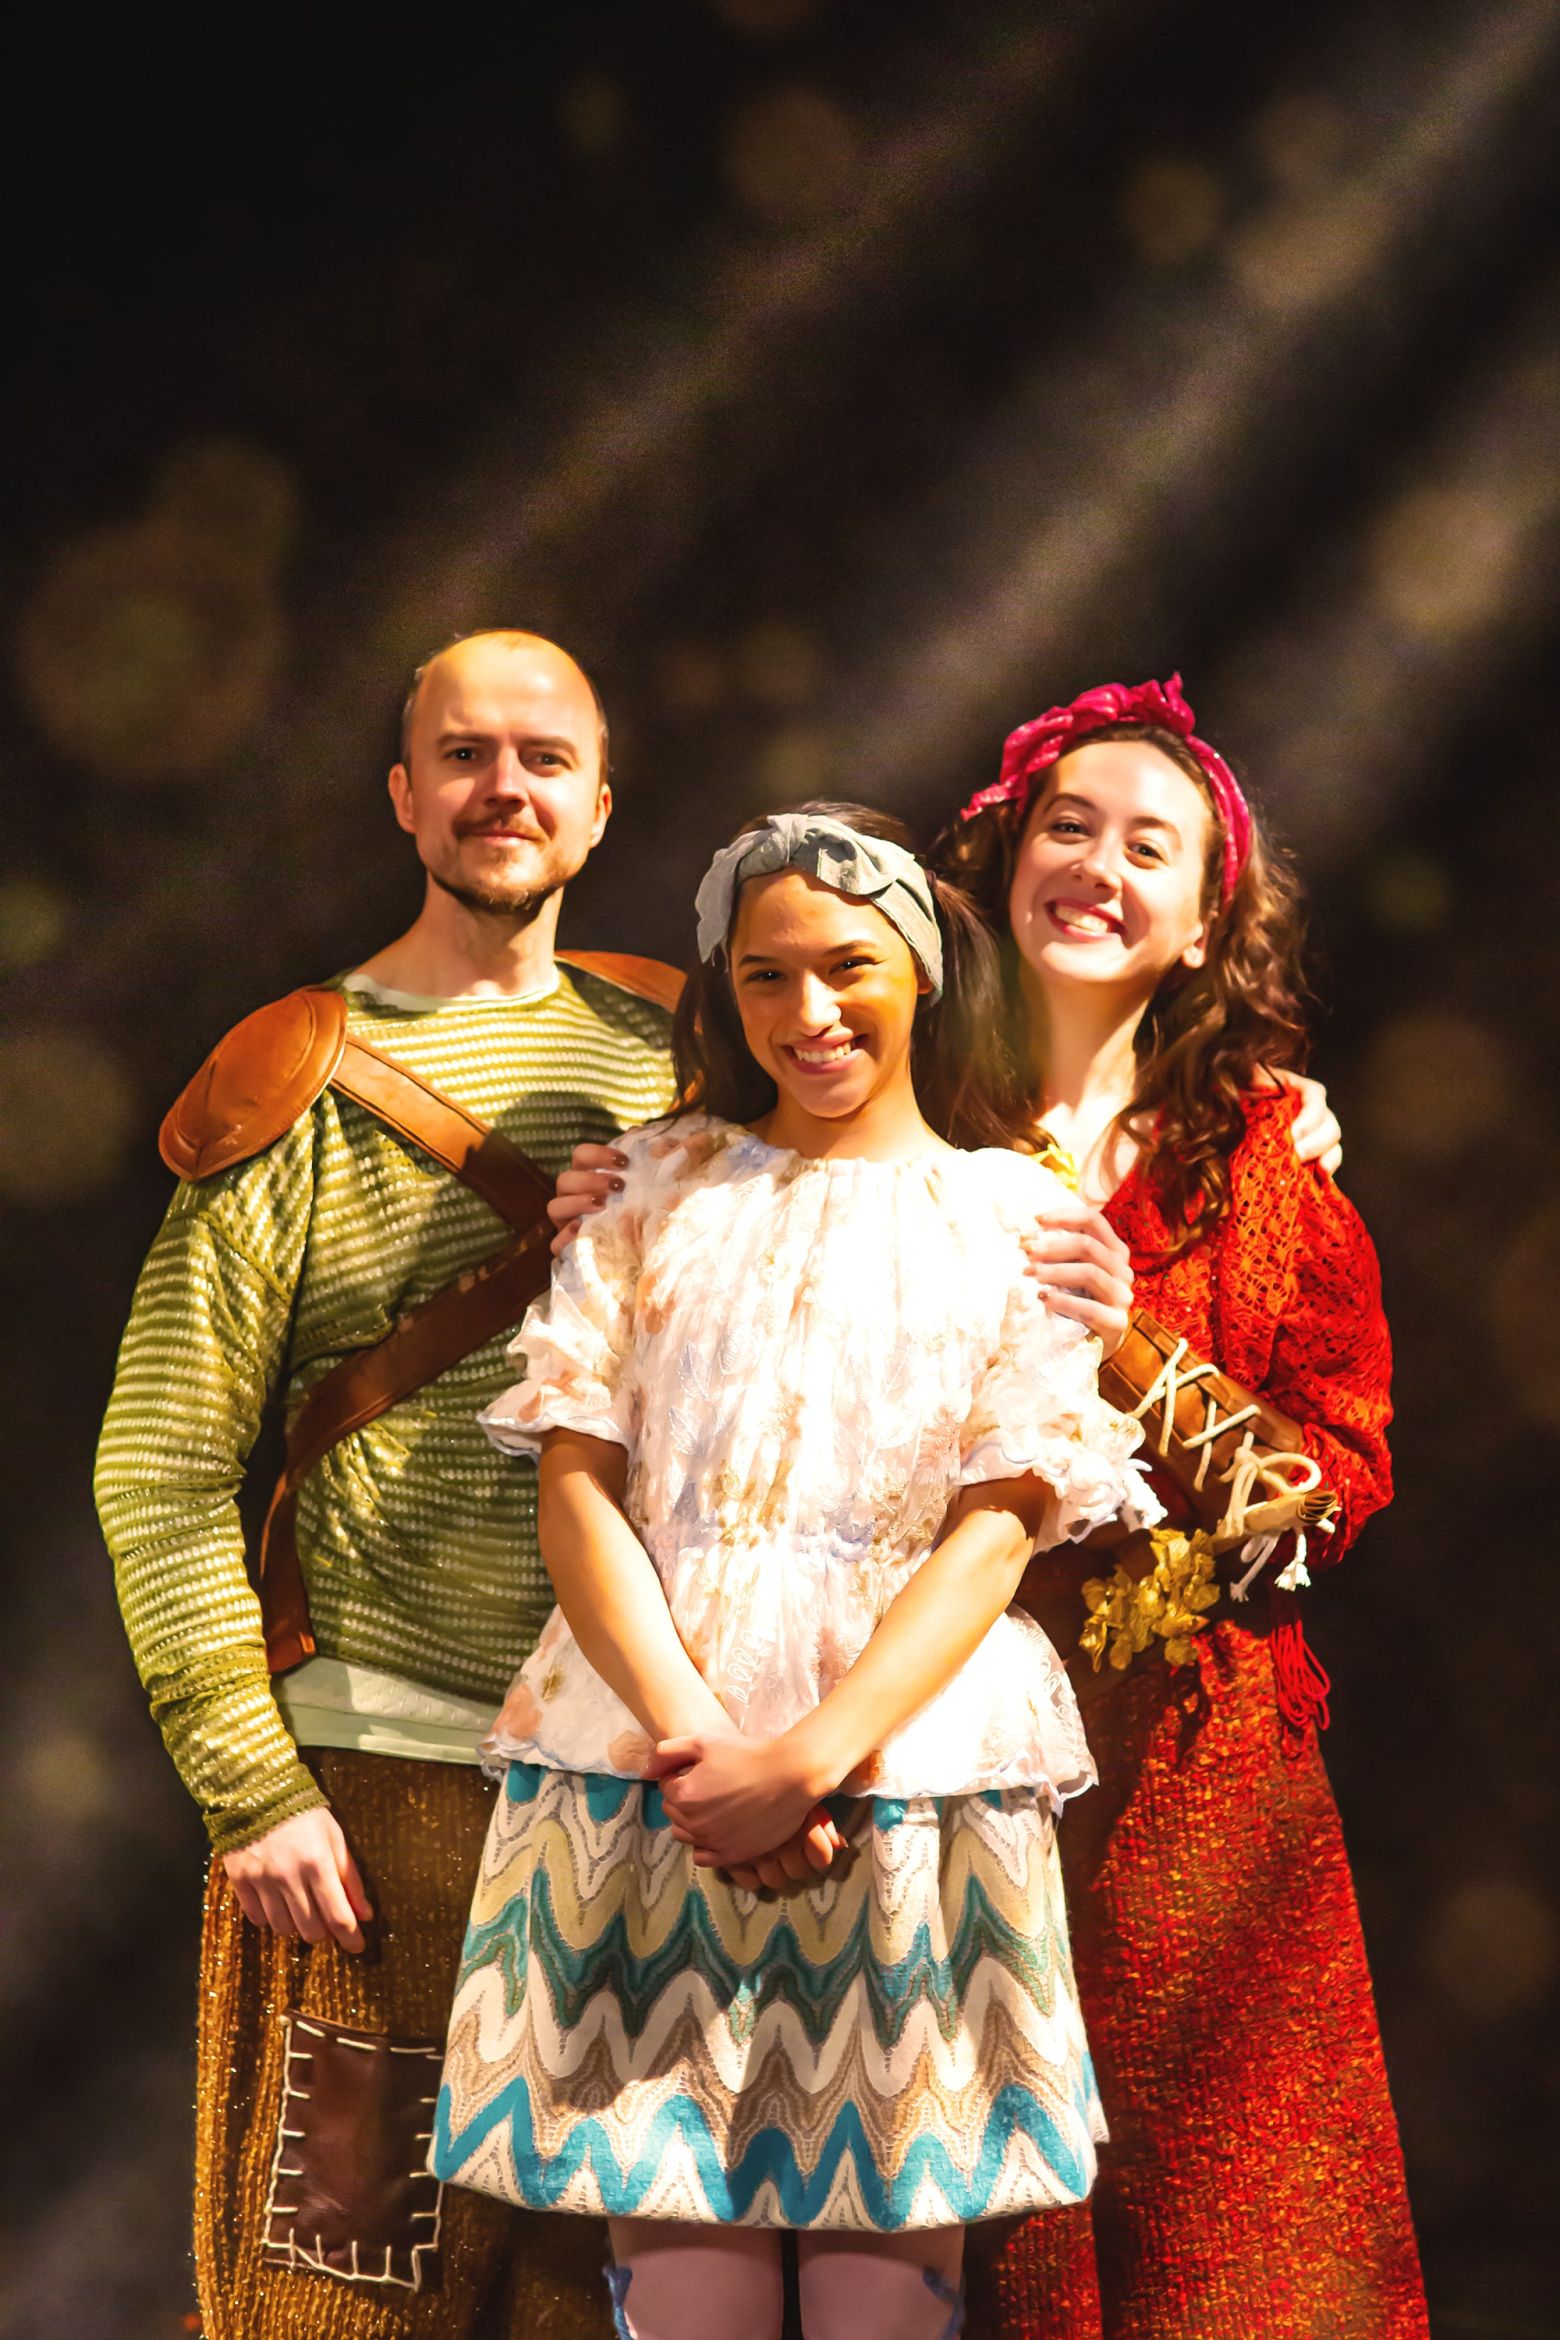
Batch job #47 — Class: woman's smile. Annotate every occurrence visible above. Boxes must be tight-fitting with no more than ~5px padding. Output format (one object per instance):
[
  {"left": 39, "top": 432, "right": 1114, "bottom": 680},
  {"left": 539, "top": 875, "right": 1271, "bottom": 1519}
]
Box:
[{"left": 1044, "top": 897, "right": 1124, "bottom": 940}]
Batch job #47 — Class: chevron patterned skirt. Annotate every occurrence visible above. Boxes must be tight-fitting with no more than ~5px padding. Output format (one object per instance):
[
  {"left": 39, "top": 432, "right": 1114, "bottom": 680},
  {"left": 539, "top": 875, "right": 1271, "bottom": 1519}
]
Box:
[{"left": 430, "top": 1763, "right": 1105, "bottom": 2233}]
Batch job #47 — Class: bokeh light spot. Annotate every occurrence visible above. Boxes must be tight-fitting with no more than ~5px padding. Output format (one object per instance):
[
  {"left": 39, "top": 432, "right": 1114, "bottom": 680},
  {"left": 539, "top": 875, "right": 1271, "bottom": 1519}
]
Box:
[
  {"left": 1428, "top": 1877, "right": 1556, "bottom": 2020},
  {"left": 1232, "top": 185, "right": 1379, "bottom": 313},
  {"left": 1360, "top": 1009, "right": 1510, "bottom": 1159},
  {"left": 20, "top": 1726, "right": 110, "bottom": 1829},
  {"left": 17, "top": 437, "right": 296, "bottom": 784},
  {"left": 659, "top": 641, "right": 728, "bottom": 716},
  {"left": 1491, "top": 1201, "right": 1560, "bottom": 1432},
  {"left": 737, "top": 619, "right": 822, "bottom": 709},
  {"left": 1368, "top": 486, "right": 1524, "bottom": 640},
  {"left": 1118, "top": 158, "right": 1223, "bottom": 267},
  {"left": 0, "top": 873, "right": 69, "bottom": 970},
  {"left": 758, "top": 724, "right": 833, "bottom": 798},
  {"left": 560, "top": 75, "right": 627, "bottom": 157},
  {"left": 0, "top": 1028, "right": 137, "bottom": 1205},
  {"left": 1250, "top": 93, "right": 1348, "bottom": 191},
  {"left": 1364, "top": 849, "right": 1450, "bottom": 935},
  {"left": 156, "top": 438, "right": 299, "bottom": 568},
  {"left": 723, "top": 87, "right": 858, "bottom": 226}
]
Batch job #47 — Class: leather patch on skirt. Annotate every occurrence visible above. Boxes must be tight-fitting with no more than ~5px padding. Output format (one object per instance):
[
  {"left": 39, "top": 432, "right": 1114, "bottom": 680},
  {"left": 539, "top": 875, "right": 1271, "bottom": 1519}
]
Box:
[{"left": 262, "top": 2014, "right": 443, "bottom": 2290}]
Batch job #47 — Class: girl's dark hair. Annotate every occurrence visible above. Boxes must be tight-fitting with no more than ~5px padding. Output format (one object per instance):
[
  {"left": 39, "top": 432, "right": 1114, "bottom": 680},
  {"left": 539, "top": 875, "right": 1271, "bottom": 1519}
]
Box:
[
  {"left": 673, "top": 800, "right": 1034, "bottom": 1152},
  {"left": 930, "top": 723, "right": 1311, "bottom": 1248}
]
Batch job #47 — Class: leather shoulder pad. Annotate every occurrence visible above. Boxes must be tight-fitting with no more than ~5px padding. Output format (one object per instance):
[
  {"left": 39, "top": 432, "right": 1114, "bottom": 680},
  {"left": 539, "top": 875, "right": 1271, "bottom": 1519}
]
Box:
[
  {"left": 557, "top": 950, "right": 685, "bottom": 1014},
  {"left": 159, "top": 988, "right": 348, "bottom": 1180}
]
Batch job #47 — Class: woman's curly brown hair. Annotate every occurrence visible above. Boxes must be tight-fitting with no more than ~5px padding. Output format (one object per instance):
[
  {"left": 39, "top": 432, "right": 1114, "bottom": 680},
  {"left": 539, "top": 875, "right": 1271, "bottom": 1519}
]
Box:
[
  {"left": 930, "top": 723, "right": 1311, "bottom": 1249},
  {"left": 673, "top": 800, "right": 1035, "bottom": 1154}
]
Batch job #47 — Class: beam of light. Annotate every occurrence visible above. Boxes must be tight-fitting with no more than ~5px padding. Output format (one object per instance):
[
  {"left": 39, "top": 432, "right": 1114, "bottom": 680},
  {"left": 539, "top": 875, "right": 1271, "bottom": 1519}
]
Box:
[
  {"left": 284, "top": 1, "right": 1155, "bottom": 754},
  {"left": 809, "top": 0, "right": 1560, "bottom": 819},
  {"left": 1214, "top": 285, "right": 1560, "bottom": 863},
  {"left": 5, "top": 8, "right": 1155, "bottom": 1031}
]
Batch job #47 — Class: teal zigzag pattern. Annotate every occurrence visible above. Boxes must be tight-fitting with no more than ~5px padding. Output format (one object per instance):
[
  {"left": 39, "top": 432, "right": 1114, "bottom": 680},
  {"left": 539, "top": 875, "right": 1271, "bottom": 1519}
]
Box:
[{"left": 433, "top": 1762, "right": 1105, "bottom": 2231}]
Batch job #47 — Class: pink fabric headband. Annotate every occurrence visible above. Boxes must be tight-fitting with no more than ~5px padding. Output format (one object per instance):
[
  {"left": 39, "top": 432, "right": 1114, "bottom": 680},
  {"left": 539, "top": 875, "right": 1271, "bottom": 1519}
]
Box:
[{"left": 960, "top": 673, "right": 1253, "bottom": 907}]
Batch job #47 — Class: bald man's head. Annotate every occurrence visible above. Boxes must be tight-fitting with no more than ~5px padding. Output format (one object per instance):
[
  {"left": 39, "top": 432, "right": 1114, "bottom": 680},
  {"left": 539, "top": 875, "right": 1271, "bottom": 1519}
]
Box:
[
  {"left": 388, "top": 630, "right": 614, "bottom": 921},
  {"left": 399, "top": 630, "right": 609, "bottom": 776}
]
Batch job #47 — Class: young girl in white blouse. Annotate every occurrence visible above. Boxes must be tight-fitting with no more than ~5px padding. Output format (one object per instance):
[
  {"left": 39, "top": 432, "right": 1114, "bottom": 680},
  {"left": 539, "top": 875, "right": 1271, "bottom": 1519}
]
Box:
[{"left": 431, "top": 806, "right": 1156, "bottom": 2340}]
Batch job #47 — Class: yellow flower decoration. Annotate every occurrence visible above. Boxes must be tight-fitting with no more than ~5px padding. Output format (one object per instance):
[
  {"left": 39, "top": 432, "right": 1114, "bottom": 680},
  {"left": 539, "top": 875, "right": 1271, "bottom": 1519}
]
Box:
[{"left": 1080, "top": 1527, "right": 1221, "bottom": 1673}]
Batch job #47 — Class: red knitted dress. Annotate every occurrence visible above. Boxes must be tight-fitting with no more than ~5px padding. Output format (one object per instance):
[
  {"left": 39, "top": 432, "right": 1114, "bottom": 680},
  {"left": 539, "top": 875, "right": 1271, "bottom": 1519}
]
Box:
[{"left": 965, "top": 1091, "right": 1430, "bottom": 2340}]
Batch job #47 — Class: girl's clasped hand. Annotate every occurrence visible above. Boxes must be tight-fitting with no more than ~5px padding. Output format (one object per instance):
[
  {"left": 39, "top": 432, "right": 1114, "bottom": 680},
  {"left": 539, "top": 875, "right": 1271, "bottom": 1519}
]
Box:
[{"left": 646, "top": 1725, "right": 848, "bottom": 1891}]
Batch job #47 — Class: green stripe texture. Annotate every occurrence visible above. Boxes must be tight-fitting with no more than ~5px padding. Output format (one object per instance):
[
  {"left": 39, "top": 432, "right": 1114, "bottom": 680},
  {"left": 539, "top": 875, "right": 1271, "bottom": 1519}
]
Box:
[{"left": 95, "top": 968, "right": 675, "bottom": 1854}]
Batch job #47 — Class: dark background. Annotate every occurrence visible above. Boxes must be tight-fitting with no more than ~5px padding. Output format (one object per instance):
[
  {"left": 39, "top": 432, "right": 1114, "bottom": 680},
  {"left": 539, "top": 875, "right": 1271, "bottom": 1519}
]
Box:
[{"left": 2, "top": 4, "right": 1558, "bottom": 2334}]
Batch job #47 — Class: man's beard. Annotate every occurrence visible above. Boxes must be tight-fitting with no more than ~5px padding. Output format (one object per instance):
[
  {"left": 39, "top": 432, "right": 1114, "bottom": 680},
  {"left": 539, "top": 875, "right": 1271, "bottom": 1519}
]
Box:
[{"left": 429, "top": 868, "right": 561, "bottom": 923}]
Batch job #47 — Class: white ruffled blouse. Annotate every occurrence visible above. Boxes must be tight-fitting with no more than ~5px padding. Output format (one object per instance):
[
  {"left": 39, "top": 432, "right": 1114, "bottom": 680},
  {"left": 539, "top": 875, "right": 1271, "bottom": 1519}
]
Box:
[{"left": 480, "top": 1114, "right": 1159, "bottom": 1808}]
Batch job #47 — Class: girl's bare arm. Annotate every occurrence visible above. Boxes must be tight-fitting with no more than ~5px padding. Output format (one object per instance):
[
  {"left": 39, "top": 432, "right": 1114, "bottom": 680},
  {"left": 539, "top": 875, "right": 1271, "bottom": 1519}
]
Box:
[
  {"left": 537, "top": 1429, "right": 731, "bottom": 1743},
  {"left": 656, "top": 1477, "right": 1049, "bottom": 1866}
]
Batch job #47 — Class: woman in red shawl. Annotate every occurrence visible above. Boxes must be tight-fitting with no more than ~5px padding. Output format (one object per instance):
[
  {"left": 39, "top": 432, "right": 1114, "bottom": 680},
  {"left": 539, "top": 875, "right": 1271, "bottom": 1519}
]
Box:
[{"left": 935, "top": 678, "right": 1428, "bottom": 2340}]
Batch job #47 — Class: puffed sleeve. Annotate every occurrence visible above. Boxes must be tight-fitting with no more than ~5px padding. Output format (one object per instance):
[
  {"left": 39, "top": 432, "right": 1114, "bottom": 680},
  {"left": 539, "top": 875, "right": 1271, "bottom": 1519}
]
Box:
[
  {"left": 960, "top": 1258, "right": 1161, "bottom": 1550},
  {"left": 478, "top": 1145, "right": 655, "bottom": 1460},
  {"left": 1263, "top": 1168, "right": 1394, "bottom": 1565}
]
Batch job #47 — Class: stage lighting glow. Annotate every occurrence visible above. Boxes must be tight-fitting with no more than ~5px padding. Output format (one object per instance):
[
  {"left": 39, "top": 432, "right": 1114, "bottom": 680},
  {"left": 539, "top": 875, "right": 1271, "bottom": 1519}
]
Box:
[
  {"left": 707, "top": 0, "right": 828, "bottom": 35},
  {"left": 1360, "top": 1009, "right": 1511, "bottom": 1160},
  {"left": 20, "top": 1727, "right": 109, "bottom": 1830},
  {"left": 659, "top": 641, "right": 729, "bottom": 715},
  {"left": 1367, "top": 486, "right": 1525, "bottom": 639},
  {"left": 0, "top": 874, "right": 68, "bottom": 972},
  {"left": 737, "top": 618, "right": 822, "bottom": 708},
  {"left": 1118, "top": 157, "right": 1224, "bottom": 267},
  {"left": 0, "top": 1029, "right": 136, "bottom": 1206},
  {"left": 1363, "top": 850, "right": 1450, "bottom": 934},
  {"left": 1232, "top": 182, "right": 1386, "bottom": 313},
  {"left": 1428, "top": 1877, "right": 1556, "bottom": 2020},
  {"left": 758, "top": 723, "right": 833, "bottom": 799},
  {"left": 560, "top": 74, "right": 627, "bottom": 157},
  {"left": 1250, "top": 92, "right": 1349, "bottom": 192},
  {"left": 16, "top": 438, "right": 294, "bottom": 786},
  {"left": 812, "top": 0, "right": 1553, "bottom": 816},
  {"left": 723, "top": 86, "right": 859, "bottom": 226},
  {"left": 157, "top": 439, "right": 298, "bottom": 568},
  {"left": 1491, "top": 1201, "right": 1560, "bottom": 1432}
]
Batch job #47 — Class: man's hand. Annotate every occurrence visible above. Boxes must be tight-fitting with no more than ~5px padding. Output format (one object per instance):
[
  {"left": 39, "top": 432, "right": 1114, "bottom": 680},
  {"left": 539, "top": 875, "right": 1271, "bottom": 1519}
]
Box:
[
  {"left": 546, "top": 1143, "right": 626, "bottom": 1253},
  {"left": 1272, "top": 1070, "right": 1343, "bottom": 1175},
  {"left": 1024, "top": 1196, "right": 1134, "bottom": 1355},
  {"left": 222, "top": 1806, "right": 375, "bottom": 1953},
  {"left": 648, "top": 1730, "right": 819, "bottom": 1871}
]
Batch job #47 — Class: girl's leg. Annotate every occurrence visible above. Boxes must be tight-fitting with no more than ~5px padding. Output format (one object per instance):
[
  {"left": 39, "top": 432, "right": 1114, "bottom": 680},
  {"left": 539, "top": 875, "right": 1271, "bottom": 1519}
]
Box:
[
  {"left": 796, "top": 2225, "right": 965, "bottom": 2340},
  {"left": 604, "top": 2218, "right": 784, "bottom": 2340}
]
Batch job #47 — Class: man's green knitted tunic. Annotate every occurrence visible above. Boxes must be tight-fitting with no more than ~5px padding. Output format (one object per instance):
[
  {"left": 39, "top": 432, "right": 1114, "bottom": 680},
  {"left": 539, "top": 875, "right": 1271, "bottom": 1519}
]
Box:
[{"left": 95, "top": 966, "right": 675, "bottom": 1854}]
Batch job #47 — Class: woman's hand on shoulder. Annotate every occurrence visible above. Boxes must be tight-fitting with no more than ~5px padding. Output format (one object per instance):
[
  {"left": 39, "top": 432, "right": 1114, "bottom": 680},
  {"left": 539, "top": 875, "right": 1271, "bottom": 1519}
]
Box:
[
  {"left": 1023, "top": 1196, "right": 1134, "bottom": 1357},
  {"left": 1267, "top": 1070, "right": 1343, "bottom": 1176},
  {"left": 546, "top": 1143, "right": 626, "bottom": 1253}
]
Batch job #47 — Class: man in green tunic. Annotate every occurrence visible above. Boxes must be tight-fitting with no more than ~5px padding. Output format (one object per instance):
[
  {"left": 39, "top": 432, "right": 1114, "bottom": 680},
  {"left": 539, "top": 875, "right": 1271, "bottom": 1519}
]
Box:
[{"left": 95, "top": 631, "right": 675, "bottom": 2340}]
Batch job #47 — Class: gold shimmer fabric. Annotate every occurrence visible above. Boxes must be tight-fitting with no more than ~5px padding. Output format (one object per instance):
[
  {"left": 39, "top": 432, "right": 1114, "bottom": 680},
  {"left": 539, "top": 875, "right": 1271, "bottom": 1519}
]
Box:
[
  {"left": 96, "top": 967, "right": 674, "bottom": 1852},
  {"left": 194, "top": 1749, "right": 614, "bottom": 2340}
]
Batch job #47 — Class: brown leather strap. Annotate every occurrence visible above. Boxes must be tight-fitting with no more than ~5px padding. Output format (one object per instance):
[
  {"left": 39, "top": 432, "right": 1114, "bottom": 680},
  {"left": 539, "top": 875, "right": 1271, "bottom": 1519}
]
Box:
[
  {"left": 1098, "top": 1307, "right": 1312, "bottom": 1539},
  {"left": 257, "top": 951, "right": 682, "bottom": 1673},
  {"left": 260, "top": 1059, "right": 558, "bottom": 1673},
  {"left": 261, "top": 1227, "right": 555, "bottom": 1671},
  {"left": 331, "top": 1037, "right": 553, "bottom": 1228},
  {"left": 557, "top": 949, "right": 685, "bottom": 1013}
]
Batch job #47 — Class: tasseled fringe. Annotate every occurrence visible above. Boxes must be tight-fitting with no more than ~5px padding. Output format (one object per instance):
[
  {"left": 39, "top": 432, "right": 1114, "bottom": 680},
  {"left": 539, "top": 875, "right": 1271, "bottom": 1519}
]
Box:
[{"left": 1271, "top": 1589, "right": 1331, "bottom": 1753}]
